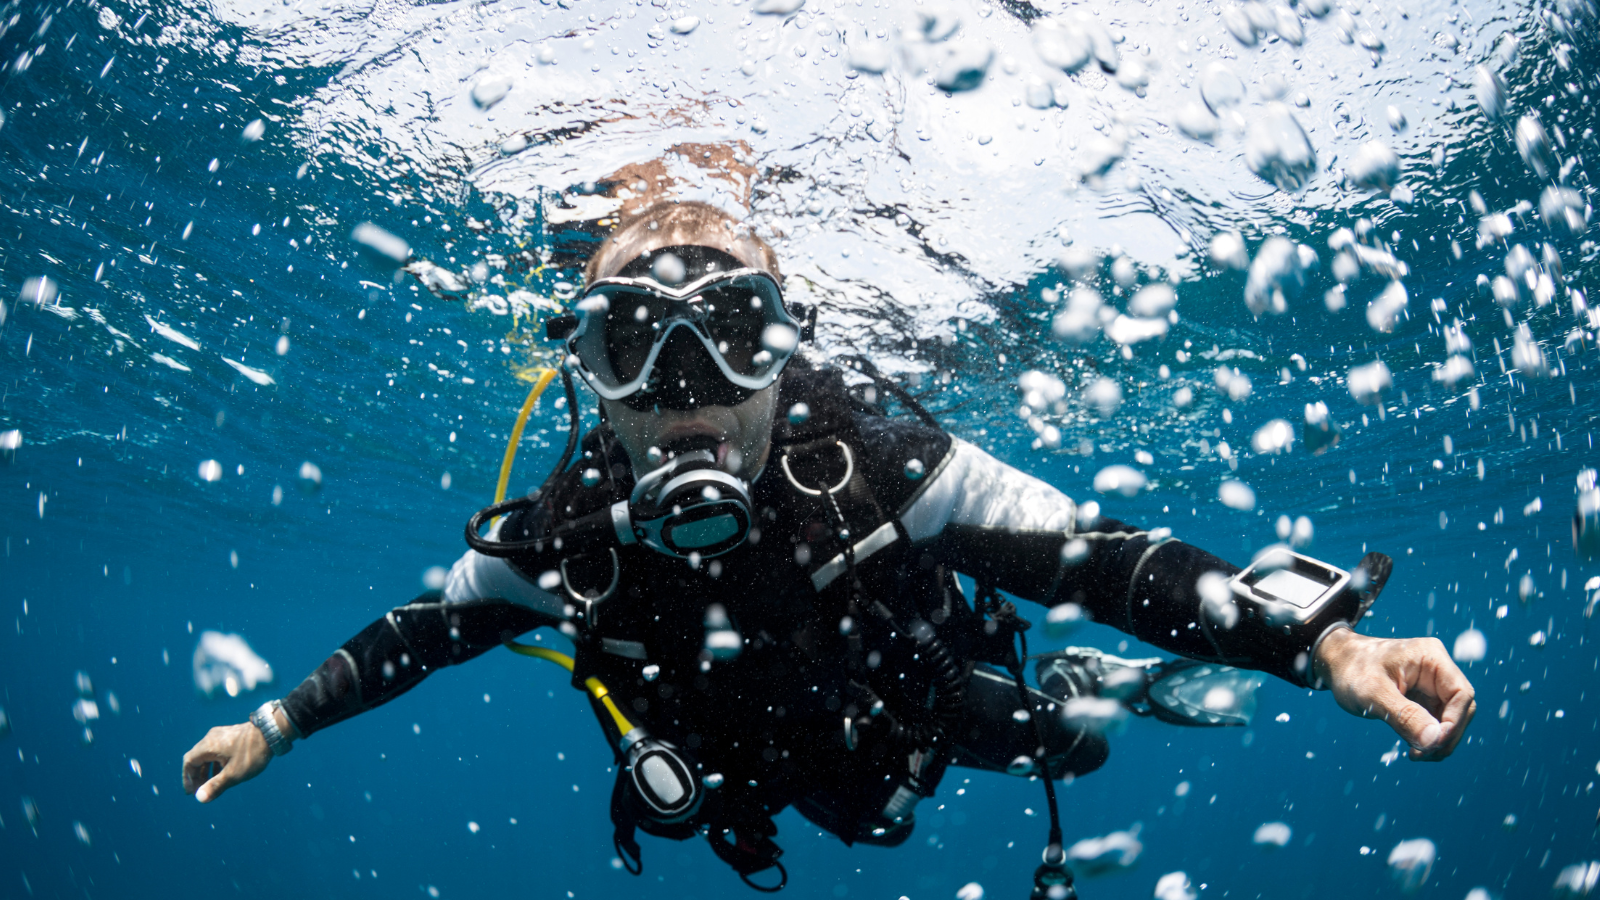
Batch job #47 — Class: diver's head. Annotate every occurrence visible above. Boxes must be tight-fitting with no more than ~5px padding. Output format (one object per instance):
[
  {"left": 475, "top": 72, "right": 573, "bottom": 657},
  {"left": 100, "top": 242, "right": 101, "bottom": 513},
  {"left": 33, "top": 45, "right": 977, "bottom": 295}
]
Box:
[{"left": 574, "top": 201, "right": 793, "bottom": 480}]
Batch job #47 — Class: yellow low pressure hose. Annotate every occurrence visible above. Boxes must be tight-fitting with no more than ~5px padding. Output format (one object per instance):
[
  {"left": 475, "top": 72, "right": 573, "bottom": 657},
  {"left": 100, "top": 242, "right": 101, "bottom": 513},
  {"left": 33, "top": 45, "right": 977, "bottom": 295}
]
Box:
[
  {"left": 494, "top": 367, "right": 559, "bottom": 505},
  {"left": 495, "top": 382, "right": 636, "bottom": 737},
  {"left": 504, "top": 640, "right": 636, "bottom": 736},
  {"left": 503, "top": 641, "right": 575, "bottom": 670}
]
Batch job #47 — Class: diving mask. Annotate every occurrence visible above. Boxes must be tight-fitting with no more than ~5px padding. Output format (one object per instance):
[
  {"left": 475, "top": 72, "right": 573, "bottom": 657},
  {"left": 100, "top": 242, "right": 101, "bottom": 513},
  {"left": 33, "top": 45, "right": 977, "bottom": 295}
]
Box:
[{"left": 565, "top": 251, "right": 803, "bottom": 410}]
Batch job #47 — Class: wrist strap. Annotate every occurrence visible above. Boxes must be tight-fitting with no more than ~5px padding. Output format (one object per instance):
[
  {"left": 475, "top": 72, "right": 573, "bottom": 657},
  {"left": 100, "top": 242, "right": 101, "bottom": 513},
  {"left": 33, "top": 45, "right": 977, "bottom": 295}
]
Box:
[
  {"left": 250, "top": 700, "right": 294, "bottom": 757},
  {"left": 1306, "top": 621, "right": 1354, "bottom": 691}
]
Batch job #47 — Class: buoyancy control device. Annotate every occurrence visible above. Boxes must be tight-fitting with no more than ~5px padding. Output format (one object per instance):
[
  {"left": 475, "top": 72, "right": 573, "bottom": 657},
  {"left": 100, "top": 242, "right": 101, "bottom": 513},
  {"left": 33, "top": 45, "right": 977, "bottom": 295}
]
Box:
[{"left": 465, "top": 360, "right": 984, "bottom": 892}]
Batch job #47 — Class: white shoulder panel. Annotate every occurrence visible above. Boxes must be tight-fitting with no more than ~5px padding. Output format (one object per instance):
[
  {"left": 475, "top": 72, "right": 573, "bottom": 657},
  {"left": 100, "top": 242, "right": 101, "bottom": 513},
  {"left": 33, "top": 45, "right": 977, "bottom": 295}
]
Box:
[
  {"left": 899, "top": 438, "right": 1078, "bottom": 542},
  {"left": 441, "top": 519, "right": 566, "bottom": 618}
]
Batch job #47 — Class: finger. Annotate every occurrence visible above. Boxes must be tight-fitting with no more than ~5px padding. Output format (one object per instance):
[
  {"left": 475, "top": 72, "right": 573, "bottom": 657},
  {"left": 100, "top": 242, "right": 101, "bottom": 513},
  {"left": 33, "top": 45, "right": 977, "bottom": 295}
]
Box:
[
  {"left": 1409, "top": 645, "right": 1477, "bottom": 760},
  {"left": 1432, "top": 661, "right": 1477, "bottom": 730},
  {"left": 1421, "top": 698, "right": 1477, "bottom": 760},
  {"left": 197, "top": 758, "right": 247, "bottom": 803},
  {"left": 184, "top": 761, "right": 223, "bottom": 795},
  {"left": 183, "top": 750, "right": 226, "bottom": 794},
  {"left": 1372, "top": 682, "right": 1443, "bottom": 754},
  {"left": 1407, "top": 721, "right": 1448, "bottom": 761},
  {"left": 183, "top": 726, "right": 244, "bottom": 793}
]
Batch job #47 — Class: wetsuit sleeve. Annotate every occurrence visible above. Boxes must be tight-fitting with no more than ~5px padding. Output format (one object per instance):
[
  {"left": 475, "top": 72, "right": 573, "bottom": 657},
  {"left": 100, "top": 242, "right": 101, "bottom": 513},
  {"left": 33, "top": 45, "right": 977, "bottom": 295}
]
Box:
[
  {"left": 279, "top": 590, "right": 559, "bottom": 738},
  {"left": 904, "top": 438, "right": 1320, "bottom": 687}
]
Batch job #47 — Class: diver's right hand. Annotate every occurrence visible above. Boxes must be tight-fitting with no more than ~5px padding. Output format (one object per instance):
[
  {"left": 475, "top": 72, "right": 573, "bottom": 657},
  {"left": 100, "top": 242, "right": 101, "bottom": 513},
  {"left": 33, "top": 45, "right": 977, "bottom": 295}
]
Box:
[{"left": 182, "top": 723, "right": 272, "bottom": 802}]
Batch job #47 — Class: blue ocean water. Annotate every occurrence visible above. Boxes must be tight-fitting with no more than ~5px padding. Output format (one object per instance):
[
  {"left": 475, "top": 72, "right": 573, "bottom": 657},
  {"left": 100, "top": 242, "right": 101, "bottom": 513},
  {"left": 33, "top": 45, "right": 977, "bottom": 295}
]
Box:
[{"left": 1, "top": 0, "right": 1598, "bottom": 898}]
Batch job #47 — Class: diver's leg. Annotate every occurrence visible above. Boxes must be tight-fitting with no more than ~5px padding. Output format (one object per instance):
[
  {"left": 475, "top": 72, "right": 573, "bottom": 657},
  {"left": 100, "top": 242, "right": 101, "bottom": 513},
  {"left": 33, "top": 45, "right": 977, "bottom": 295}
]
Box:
[
  {"left": 1034, "top": 647, "right": 1263, "bottom": 728},
  {"left": 949, "top": 665, "right": 1109, "bottom": 780},
  {"left": 1035, "top": 646, "right": 1163, "bottom": 704}
]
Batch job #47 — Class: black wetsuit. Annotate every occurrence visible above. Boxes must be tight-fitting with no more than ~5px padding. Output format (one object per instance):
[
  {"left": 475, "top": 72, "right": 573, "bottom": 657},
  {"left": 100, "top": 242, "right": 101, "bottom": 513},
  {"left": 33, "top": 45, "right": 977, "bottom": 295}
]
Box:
[{"left": 276, "top": 362, "right": 1320, "bottom": 862}]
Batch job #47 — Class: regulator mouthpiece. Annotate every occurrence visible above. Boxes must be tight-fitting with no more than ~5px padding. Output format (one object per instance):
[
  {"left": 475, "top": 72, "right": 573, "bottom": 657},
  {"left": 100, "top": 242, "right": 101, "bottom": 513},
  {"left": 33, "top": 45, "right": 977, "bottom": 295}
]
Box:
[{"left": 613, "top": 450, "right": 753, "bottom": 559}]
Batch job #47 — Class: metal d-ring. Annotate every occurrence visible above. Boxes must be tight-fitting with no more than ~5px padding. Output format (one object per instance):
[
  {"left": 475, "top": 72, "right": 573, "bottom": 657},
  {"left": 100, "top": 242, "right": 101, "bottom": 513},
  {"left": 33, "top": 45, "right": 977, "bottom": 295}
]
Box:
[
  {"left": 781, "top": 441, "right": 854, "bottom": 496},
  {"left": 560, "top": 547, "right": 620, "bottom": 604}
]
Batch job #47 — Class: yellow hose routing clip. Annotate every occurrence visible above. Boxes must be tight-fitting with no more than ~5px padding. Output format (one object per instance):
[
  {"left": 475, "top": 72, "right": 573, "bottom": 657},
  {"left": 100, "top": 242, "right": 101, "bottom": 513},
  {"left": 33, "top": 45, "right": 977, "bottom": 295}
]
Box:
[{"left": 582, "top": 675, "right": 639, "bottom": 738}]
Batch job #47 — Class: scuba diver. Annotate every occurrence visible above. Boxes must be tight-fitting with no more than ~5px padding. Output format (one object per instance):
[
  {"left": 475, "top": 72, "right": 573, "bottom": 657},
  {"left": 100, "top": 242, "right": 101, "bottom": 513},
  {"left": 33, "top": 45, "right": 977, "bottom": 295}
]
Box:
[{"left": 182, "top": 201, "right": 1477, "bottom": 898}]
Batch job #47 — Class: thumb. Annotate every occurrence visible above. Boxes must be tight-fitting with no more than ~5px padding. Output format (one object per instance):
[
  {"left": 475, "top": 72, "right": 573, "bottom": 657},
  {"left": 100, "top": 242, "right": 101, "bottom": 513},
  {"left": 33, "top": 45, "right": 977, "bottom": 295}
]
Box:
[
  {"left": 1376, "top": 686, "right": 1445, "bottom": 754},
  {"left": 197, "top": 757, "right": 252, "bottom": 803}
]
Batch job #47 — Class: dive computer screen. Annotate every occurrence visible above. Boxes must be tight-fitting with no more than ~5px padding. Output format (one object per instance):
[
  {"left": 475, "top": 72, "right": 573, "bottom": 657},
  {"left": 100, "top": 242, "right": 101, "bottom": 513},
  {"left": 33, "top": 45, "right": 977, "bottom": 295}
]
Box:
[
  {"left": 1251, "top": 567, "right": 1332, "bottom": 608},
  {"left": 1235, "top": 553, "right": 1348, "bottom": 614}
]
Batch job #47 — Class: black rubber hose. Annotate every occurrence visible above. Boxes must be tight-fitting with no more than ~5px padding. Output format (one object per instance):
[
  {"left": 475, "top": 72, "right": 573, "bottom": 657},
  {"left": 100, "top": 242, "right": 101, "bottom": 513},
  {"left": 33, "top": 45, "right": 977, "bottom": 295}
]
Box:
[
  {"left": 467, "top": 504, "right": 618, "bottom": 559},
  {"left": 1009, "top": 629, "right": 1065, "bottom": 867},
  {"left": 886, "top": 620, "right": 965, "bottom": 748},
  {"left": 917, "top": 627, "right": 967, "bottom": 740},
  {"left": 552, "top": 366, "right": 582, "bottom": 484}
]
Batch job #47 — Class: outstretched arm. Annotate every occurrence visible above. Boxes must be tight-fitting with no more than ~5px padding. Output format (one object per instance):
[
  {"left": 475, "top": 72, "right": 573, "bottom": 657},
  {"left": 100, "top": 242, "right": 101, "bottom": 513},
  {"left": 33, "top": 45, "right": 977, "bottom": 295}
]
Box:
[
  {"left": 898, "top": 437, "right": 1473, "bottom": 757},
  {"left": 182, "top": 549, "right": 565, "bottom": 802},
  {"left": 903, "top": 439, "right": 1311, "bottom": 677},
  {"left": 278, "top": 593, "right": 554, "bottom": 737}
]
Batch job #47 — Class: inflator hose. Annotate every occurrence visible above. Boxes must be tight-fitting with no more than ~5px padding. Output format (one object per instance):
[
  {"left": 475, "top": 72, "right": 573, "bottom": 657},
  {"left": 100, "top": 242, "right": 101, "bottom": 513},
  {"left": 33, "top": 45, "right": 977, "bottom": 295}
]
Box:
[
  {"left": 465, "top": 366, "right": 584, "bottom": 557},
  {"left": 495, "top": 368, "right": 558, "bottom": 506},
  {"left": 861, "top": 612, "right": 966, "bottom": 751}
]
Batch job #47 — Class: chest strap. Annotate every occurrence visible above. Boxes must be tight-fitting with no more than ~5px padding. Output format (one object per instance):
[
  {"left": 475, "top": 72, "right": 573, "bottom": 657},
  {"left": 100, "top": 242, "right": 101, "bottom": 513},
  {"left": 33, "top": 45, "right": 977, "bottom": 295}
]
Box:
[{"left": 810, "top": 521, "right": 901, "bottom": 591}]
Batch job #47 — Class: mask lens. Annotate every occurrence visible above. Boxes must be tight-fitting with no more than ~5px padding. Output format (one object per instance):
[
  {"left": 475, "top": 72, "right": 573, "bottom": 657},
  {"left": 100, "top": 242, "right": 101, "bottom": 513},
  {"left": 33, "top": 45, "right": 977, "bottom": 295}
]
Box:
[
  {"left": 604, "top": 292, "right": 671, "bottom": 385},
  {"left": 576, "top": 288, "right": 670, "bottom": 389},
  {"left": 699, "top": 277, "right": 793, "bottom": 377},
  {"left": 698, "top": 285, "right": 765, "bottom": 376}
]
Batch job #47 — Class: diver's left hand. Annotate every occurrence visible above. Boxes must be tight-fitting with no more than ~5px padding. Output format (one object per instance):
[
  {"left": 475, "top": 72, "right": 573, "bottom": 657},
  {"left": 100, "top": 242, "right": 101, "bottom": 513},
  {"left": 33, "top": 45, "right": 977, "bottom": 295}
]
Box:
[{"left": 1311, "top": 627, "right": 1476, "bottom": 761}]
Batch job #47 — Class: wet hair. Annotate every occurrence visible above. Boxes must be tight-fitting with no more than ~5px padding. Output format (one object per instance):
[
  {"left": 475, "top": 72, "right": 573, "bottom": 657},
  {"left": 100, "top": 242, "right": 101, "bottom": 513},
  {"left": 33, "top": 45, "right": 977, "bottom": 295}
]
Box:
[{"left": 584, "top": 201, "right": 781, "bottom": 285}]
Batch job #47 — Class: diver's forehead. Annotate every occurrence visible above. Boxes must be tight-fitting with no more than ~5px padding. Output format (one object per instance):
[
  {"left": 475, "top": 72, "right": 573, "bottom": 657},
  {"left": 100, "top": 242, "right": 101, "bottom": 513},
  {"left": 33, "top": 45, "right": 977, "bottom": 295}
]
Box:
[
  {"left": 596, "top": 229, "right": 774, "bottom": 281},
  {"left": 613, "top": 244, "right": 757, "bottom": 283}
]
